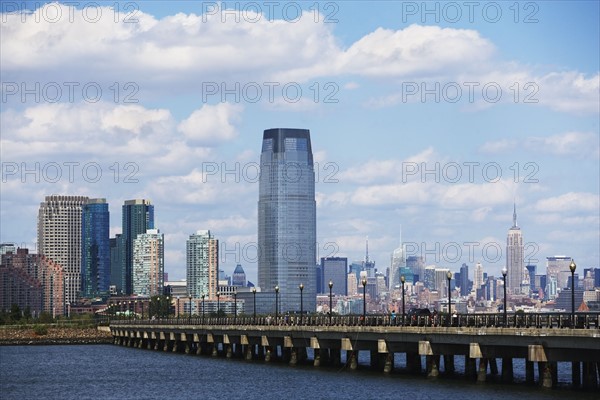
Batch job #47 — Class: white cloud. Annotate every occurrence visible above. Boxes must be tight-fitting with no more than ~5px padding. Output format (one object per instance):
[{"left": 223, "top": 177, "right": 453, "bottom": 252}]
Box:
[
  {"left": 177, "top": 103, "right": 242, "bottom": 145},
  {"left": 535, "top": 192, "right": 599, "bottom": 213}
]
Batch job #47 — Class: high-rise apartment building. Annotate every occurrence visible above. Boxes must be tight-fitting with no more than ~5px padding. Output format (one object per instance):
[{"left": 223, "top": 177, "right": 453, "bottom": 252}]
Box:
[
  {"left": 81, "top": 198, "right": 110, "bottom": 298},
  {"left": 121, "top": 199, "right": 154, "bottom": 295},
  {"left": 506, "top": 204, "right": 524, "bottom": 295},
  {"left": 258, "top": 128, "right": 316, "bottom": 313},
  {"left": 546, "top": 256, "right": 573, "bottom": 290},
  {"left": 132, "top": 229, "right": 164, "bottom": 296},
  {"left": 38, "top": 195, "right": 88, "bottom": 304},
  {"left": 459, "top": 263, "right": 470, "bottom": 296},
  {"left": 186, "top": 230, "right": 218, "bottom": 299},
  {"left": 321, "top": 257, "right": 348, "bottom": 296}
]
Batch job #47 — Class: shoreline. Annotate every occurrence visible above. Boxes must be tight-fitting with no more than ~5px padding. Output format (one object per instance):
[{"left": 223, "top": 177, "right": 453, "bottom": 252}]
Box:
[{"left": 0, "top": 326, "right": 113, "bottom": 346}]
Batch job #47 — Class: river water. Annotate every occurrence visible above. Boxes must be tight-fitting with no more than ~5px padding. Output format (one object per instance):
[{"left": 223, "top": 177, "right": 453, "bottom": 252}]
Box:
[{"left": 0, "top": 345, "right": 596, "bottom": 400}]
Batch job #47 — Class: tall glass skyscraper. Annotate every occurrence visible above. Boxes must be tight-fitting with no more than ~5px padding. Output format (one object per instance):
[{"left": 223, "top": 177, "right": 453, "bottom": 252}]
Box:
[
  {"left": 258, "top": 128, "right": 316, "bottom": 313},
  {"left": 81, "top": 198, "right": 110, "bottom": 298},
  {"left": 121, "top": 199, "right": 154, "bottom": 295}
]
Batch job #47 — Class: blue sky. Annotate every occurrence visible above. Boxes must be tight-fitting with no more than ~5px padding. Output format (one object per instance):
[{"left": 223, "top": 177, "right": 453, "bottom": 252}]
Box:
[{"left": 1, "top": 1, "right": 598, "bottom": 282}]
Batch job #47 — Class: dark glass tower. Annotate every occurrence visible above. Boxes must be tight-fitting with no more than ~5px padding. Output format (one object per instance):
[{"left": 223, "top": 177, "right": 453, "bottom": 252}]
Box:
[
  {"left": 81, "top": 198, "right": 110, "bottom": 298},
  {"left": 121, "top": 199, "right": 154, "bottom": 295},
  {"left": 258, "top": 128, "right": 316, "bottom": 313}
]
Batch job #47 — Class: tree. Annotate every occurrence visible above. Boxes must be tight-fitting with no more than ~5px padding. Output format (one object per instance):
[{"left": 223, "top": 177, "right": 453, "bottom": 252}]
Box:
[{"left": 10, "top": 304, "right": 21, "bottom": 322}]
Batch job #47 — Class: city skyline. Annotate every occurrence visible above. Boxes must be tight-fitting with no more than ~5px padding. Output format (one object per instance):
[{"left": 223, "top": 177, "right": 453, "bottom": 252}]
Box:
[{"left": 1, "top": 2, "right": 598, "bottom": 283}]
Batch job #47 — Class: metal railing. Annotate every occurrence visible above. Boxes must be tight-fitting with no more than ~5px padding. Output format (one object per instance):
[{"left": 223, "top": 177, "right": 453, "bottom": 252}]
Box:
[{"left": 108, "top": 312, "right": 600, "bottom": 329}]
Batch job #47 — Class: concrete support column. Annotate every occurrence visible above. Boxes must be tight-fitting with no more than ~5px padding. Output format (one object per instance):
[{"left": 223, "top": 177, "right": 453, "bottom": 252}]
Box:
[
  {"left": 163, "top": 340, "right": 169, "bottom": 352},
  {"left": 226, "top": 344, "right": 233, "bottom": 359},
  {"left": 184, "top": 342, "right": 191, "bottom": 354},
  {"left": 289, "top": 348, "right": 298, "bottom": 366},
  {"left": 370, "top": 350, "right": 379, "bottom": 369},
  {"left": 313, "top": 348, "right": 321, "bottom": 367},
  {"left": 265, "top": 347, "right": 272, "bottom": 362},
  {"left": 147, "top": 339, "right": 153, "bottom": 350},
  {"left": 245, "top": 346, "right": 253, "bottom": 361},
  {"left": 348, "top": 351, "right": 358, "bottom": 370},
  {"left": 489, "top": 358, "right": 498, "bottom": 376},
  {"left": 582, "top": 361, "right": 598, "bottom": 390},
  {"left": 525, "top": 361, "right": 535, "bottom": 384},
  {"left": 330, "top": 349, "right": 341, "bottom": 367},
  {"left": 477, "top": 358, "right": 488, "bottom": 382},
  {"left": 501, "top": 358, "right": 514, "bottom": 383},
  {"left": 540, "top": 362, "right": 553, "bottom": 388},
  {"left": 211, "top": 344, "right": 218, "bottom": 357},
  {"left": 196, "top": 343, "right": 202, "bottom": 355},
  {"left": 383, "top": 353, "right": 394, "bottom": 374},
  {"left": 427, "top": 355, "right": 440, "bottom": 378},
  {"left": 172, "top": 340, "right": 179, "bottom": 353},
  {"left": 407, "top": 352, "right": 422, "bottom": 374},
  {"left": 571, "top": 361, "right": 581, "bottom": 388},
  {"left": 443, "top": 355, "right": 455, "bottom": 375},
  {"left": 154, "top": 340, "right": 159, "bottom": 351},
  {"left": 465, "top": 356, "right": 477, "bottom": 380}
]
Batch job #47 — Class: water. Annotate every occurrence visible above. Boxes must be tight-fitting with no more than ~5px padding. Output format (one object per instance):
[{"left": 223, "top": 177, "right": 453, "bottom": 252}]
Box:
[{"left": 0, "top": 345, "right": 596, "bottom": 400}]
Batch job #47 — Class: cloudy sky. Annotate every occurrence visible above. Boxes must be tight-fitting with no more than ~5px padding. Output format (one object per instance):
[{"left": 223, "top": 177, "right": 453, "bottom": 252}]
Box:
[{"left": 1, "top": 1, "right": 598, "bottom": 282}]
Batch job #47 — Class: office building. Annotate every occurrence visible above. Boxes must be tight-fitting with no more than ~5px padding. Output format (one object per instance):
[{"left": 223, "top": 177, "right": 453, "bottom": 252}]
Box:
[
  {"left": 121, "top": 199, "right": 154, "bottom": 295},
  {"left": 38, "top": 195, "right": 88, "bottom": 304},
  {"left": 321, "top": 257, "right": 348, "bottom": 296},
  {"left": 81, "top": 198, "right": 110, "bottom": 298},
  {"left": 257, "top": 128, "right": 316, "bottom": 313},
  {"left": 506, "top": 203, "right": 524, "bottom": 294},
  {"left": 546, "top": 256, "right": 574, "bottom": 290},
  {"left": 232, "top": 264, "right": 247, "bottom": 287}
]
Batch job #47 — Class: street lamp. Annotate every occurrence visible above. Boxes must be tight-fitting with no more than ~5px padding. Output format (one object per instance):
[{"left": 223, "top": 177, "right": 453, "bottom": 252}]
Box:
[
  {"left": 570, "top": 260, "right": 576, "bottom": 328},
  {"left": 501, "top": 267, "right": 508, "bottom": 326},
  {"left": 233, "top": 289, "right": 237, "bottom": 324},
  {"left": 252, "top": 287, "right": 257, "bottom": 323},
  {"left": 188, "top": 295, "right": 192, "bottom": 324},
  {"left": 216, "top": 292, "right": 220, "bottom": 318},
  {"left": 328, "top": 280, "right": 334, "bottom": 325},
  {"left": 299, "top": 283, "right": 304, "bottom": 325},
  {"left": 275, "top": 285, "right": 279, "bottom": 324},
  {"left": 201, "top": 294, "right": 205, "bottom": 322},
  {"left": 361, "top": 278, "right": 367, "bottom": 324},
  {"left": 446, "top": 271, "right": 452, "bottom": 327},
  {"left": 401, "top": 275, "right": 406, "bottom": 325},
  {"left": 176, "top": 296, "right": 180, "bottom": 322}
]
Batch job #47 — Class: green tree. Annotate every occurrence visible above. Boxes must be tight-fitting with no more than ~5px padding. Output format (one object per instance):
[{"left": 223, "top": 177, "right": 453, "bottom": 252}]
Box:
[{"left": 10, "top": 304, "right": 21, "bottom": 322}]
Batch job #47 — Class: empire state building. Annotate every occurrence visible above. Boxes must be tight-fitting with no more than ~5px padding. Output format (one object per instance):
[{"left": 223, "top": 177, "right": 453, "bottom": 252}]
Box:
[{"left": 506, "top": 203, "right": 524, "bottom": 295}]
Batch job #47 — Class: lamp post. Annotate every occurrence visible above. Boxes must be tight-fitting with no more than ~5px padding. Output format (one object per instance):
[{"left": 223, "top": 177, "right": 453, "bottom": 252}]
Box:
[
  {"left": 188, "top": 295, "right": 192, "bottom": 324},
  {"left": 275, "top": 285, "right": 279, "bottom": 324},
  {"left": 401, "top": 275, "right": 406, "bottom": 326},
  {"left": 201, "top": 294, "right": 205, "bottom": 323},
  {"left": 446, "top": 271, "right": 452, "bottom": 327},
  {"left": 361, "top": 278, "right": 367, "bottom": 324},
  {"left": 502, "top": 267, "right": 508, "bottom": 326},
  {"left": 176, "top": 296, "right": 180, "bottom": 323},
  {"left": 570, "top": 260, "right": 576, "bottom": 328},
  {"left": 328, "top": 280, "right": 333, "bottom": 325},
  {"left": 165, "top": 296, "right": 170, "bottom": 319},
  {"left": 216, "top": 292, "right": 220, "bottom": 318},
  {"left": 299, "top": 283, "right": 304, "bottom": 325},
  {"left": 233, "top": 289, "right": 237, "bottom": 324},
  {"left": 252, "top": 287, "right": 257, "bottom": 323}
]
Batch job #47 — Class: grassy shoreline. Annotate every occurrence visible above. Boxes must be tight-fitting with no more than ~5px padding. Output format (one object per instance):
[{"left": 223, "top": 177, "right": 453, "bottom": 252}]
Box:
[{"left": 0, "top": 326, "right": 113, "bottom": 346}]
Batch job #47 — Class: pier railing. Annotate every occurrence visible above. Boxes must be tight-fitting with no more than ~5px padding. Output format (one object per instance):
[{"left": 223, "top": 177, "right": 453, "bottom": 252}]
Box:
[{"left": 108, "top": 312, "right": 600, "bottom": 329}]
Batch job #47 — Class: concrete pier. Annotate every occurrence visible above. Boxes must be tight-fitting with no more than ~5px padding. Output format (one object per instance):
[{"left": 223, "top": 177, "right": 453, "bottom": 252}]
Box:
[{"left": 110, "top": 321, "right": 600, "bottom": 391}]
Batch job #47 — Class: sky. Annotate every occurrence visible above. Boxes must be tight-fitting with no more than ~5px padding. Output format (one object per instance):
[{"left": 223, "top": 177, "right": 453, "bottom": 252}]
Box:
[{"left": 1, "top": 1, "right": 599, "bottom": 283}]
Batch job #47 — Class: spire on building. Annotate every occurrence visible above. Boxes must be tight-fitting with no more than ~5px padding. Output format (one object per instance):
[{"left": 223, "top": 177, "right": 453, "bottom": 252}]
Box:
[
  {"left": 365, "top": 236, "right": 369, "bottom": 264},
  {"left": 513, "top": 201, "right": 517, "bottom": 228}
]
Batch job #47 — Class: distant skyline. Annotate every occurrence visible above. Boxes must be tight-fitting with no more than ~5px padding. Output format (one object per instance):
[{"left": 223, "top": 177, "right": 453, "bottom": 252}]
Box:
[{"left": 1, "top": 1, "right": 599, "bottom": 282}]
